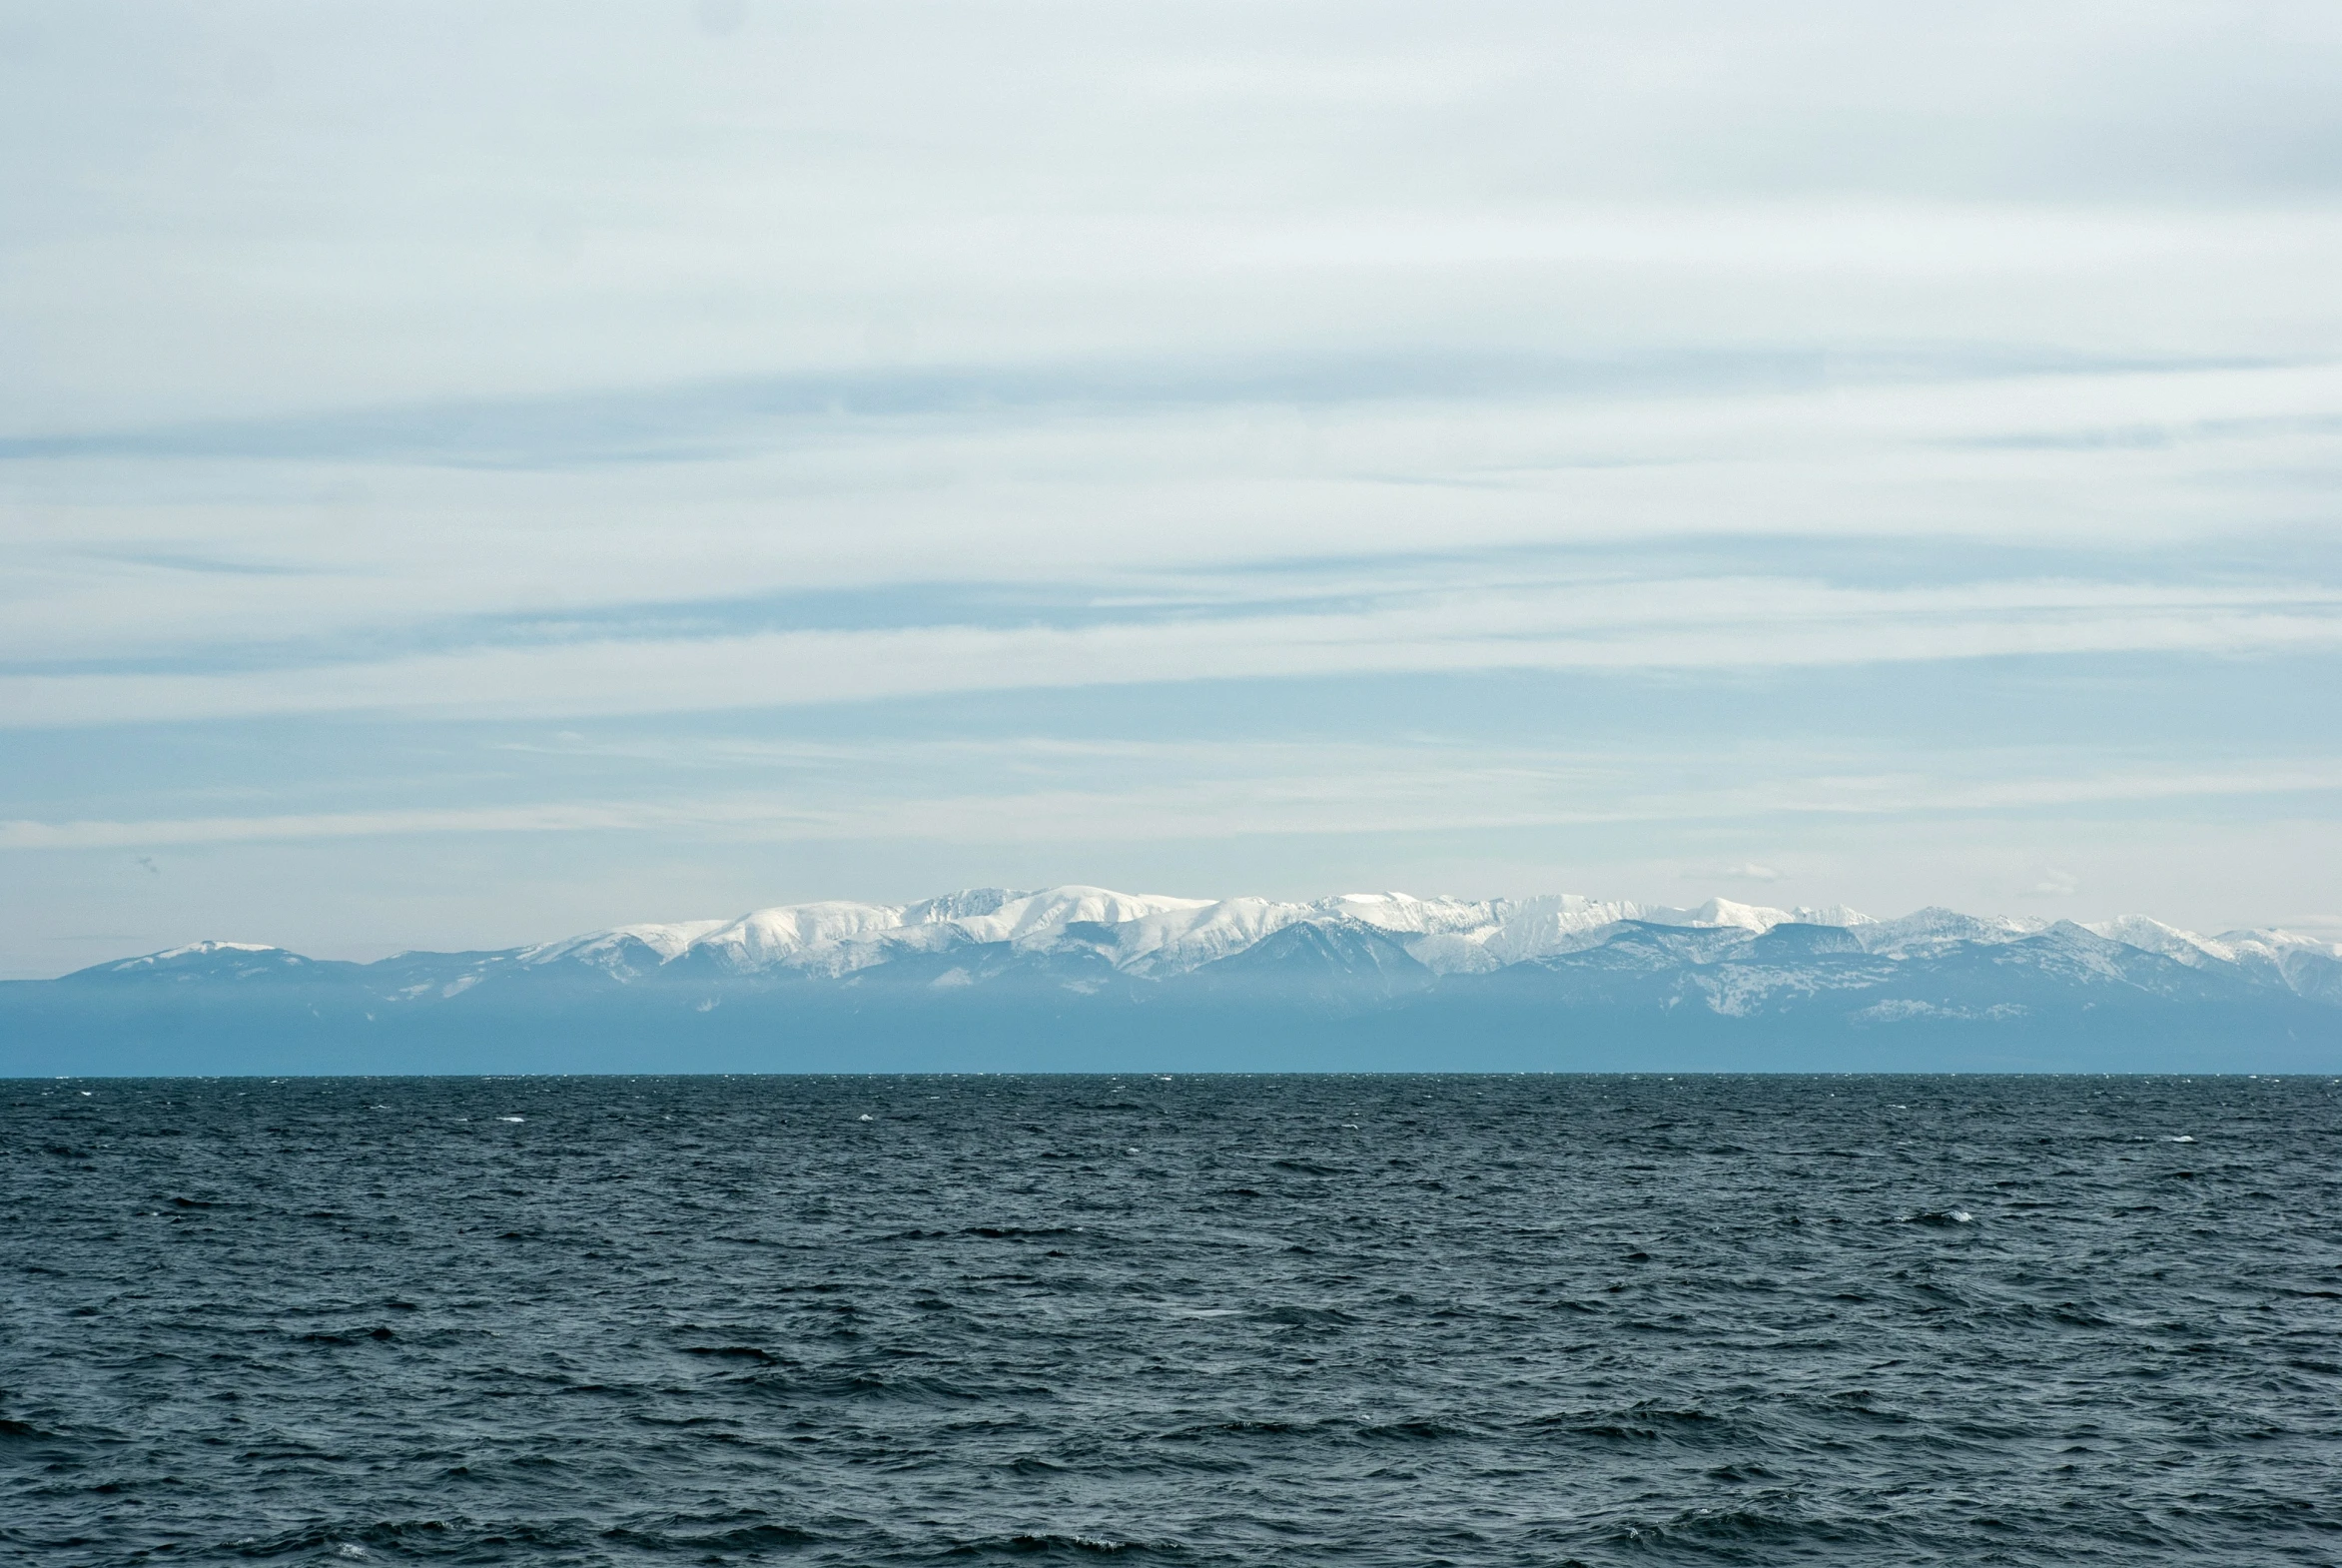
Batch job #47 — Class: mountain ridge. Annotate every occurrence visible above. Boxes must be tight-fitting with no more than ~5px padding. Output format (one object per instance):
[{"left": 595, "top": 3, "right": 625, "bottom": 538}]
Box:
[
  {"left": 71, "top": 885, "right": 2337, "bottom": 989},
  {"left": 8, "top": 885, "right": 2339, "bottom": 1076}
]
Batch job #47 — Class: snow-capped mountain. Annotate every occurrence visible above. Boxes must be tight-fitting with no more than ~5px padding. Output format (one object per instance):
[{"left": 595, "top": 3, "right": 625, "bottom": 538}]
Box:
[
  {"left": 511, "top": 886, "right": 1891, "bottom": 982},
  {"left": 9, "top": 886, "right": 2339, "bottom": 1077}
]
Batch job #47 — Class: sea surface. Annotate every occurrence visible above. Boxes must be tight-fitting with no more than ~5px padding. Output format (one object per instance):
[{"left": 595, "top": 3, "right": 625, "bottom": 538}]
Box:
[{"left": 4, "top": 1074, "right": 2340, "bottom": 1566}]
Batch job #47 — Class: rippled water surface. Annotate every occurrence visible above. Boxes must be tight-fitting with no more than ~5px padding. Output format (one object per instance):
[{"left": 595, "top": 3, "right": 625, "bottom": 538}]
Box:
[{"left": 5, "top": 1074, "right": 2341, "bottom": 1566}]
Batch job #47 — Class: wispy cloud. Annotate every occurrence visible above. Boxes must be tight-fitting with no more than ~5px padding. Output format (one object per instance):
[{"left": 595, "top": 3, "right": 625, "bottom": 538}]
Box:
[
  {"left": 0, "top": 348, "right": 1873, "bottom": 468},
  {"left": 1688, "top": 863, "right": 1784, "bottom": 884},
  {"left": 5, "top": 572, "right": 2337, "bottom": 727},
  {"left": 10, "top": 754, "right": 2340, "bottom": 853}
]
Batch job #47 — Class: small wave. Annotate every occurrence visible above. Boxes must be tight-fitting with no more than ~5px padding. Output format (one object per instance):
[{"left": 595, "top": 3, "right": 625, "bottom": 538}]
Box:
[
  {"left": 231, "top": 1519, "right": 489, "bottom": 1559},
  {"left": 1359, "top": 1418, "right": 1469, "bottom": 1441},
  {"left": 1533, "top": 1403, "right": 1726, "bottom": 1444},
  {"left": 1602, "top": 1503, "right": 1886, "bottom": 1551},
  {"left": 963, "top": 1225, "right": 1083, "bottom": 1239},
  {"left": 1253, "top": 1303, "right": 1358, "bottom": 1328},
  {"left": 680, "top": 1344, "right": 780, "bottom": 1362},
  {"left": 758, "top": 1370, "right": 1019, "bottom": 1405},
  {"left": 2045, "top": 1303, "right": 2115, "bottom": 1328},
  {"left": 949, "top": 1530, "right": 1165, "bottom": 1557},
  {"left": 1907, "top": 1208, "right": 1974, "bottom": 1226},
  {"left": 603, "top": 1519, "right": 821, "bottom": 1552}
]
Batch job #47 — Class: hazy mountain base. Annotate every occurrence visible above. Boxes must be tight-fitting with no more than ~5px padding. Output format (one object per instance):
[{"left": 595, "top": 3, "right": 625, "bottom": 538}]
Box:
[{"left": 5, "top": 921, "right": 2336, "bottom": 1076}]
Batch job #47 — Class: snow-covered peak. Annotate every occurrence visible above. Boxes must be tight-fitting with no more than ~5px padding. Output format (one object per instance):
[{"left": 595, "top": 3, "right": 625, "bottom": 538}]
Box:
[
  {"left": 1643, "top": 898, "right": 1876, "bottom": 933},
  {"left": 71, "top": 940, "right": 309, "bottom": 983},
  {"left": 1074, "top": 896, "right": 1312, "bottom": 975},
  {"left": 95, "top": 940, "right": 293, "bottom": 975},
  {"left": 135, "top": 940, "right": 281, "bottom": 964},
  {"left": 1679, "top": 897, "right": 1783, "bottom": 932},
  {"left": 962, "top": 886, "right": 1215, "bottom": 945},
  {"left": 900, "top": 887, "right": 1032, "bottom": 924},
  {"left": 1855, "top": 907, "right": 2050, "bottom": 957},
  {"left": 1324, "top": 893, "right": 1497, "bottom": 937},
  {"left": 504, "top": 885, "right": 2331, "bottom": 991},
  {"left": 2083, "top": 916, "right": 2234, "bottom": 968},
  {"left": 1778, "top": 904, "right": 1874, "bottom": 930},
  {"left": 522, "top": 919, "right": 730, "bottom": 968},
  {"left": 2211, "top": 926, "right": 2342, "bottom": 961},
  {"left": 695, "top": 902, "right": 906, "bottom": 965},
  {"left": 520, "top": 885, "right": 1226, "bottom": 978}
]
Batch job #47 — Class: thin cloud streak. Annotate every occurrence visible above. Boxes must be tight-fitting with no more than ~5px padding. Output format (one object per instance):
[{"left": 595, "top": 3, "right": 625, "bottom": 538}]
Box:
[
  {"left": 4, "top": 575, "right": 2337, "bottom": 728},
  {"left": 9, "top": 759, "right": 2342, "bottom": 853}
]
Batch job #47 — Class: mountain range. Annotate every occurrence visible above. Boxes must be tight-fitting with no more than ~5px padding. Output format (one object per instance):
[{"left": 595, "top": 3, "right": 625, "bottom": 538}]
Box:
[{"left": 6, "top": 886, "right": 2339, "bottom": 1076}]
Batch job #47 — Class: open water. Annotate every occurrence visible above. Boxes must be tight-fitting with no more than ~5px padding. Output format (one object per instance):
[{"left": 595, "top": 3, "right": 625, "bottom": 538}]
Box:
[{"left": 4, "top": 1074, "right": 2340, "bottom": 1566}]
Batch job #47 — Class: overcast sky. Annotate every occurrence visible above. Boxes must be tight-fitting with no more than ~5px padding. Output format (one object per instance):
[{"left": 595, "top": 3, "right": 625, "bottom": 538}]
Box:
[{"left": 4, "top": 0, "right": 2341, "bottom": 974}]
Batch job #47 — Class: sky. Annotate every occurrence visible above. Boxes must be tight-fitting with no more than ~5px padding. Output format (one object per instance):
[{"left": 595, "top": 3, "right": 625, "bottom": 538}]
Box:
[{"left": 4, "top": 0, "right": 2342, "bottom": 976}]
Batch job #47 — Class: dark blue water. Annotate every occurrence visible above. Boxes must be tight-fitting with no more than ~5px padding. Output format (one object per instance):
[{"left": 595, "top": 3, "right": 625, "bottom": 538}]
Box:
[{"left": 5, "top": 1075, "right": 2340, "bottom": 1566}]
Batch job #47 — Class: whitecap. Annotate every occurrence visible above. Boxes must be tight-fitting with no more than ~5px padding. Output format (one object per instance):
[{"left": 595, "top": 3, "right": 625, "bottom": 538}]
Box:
[
  {"left": 1907, "top": 1208, "right": 1974, "bottom": 1227},
  {"left": 498, "top": 1116, "right": 523, "bottom": 1124}
]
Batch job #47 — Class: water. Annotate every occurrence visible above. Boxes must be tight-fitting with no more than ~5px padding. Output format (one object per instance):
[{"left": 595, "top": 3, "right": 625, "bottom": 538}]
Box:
[{"left": 5, "top": 1074, "right": 2340, "bottom": 1566}]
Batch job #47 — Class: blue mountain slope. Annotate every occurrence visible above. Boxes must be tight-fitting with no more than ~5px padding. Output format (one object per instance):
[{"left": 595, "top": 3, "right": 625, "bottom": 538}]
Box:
[{"left": 1187, "top": 920, "right": 1434, "bottom": 1007}]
